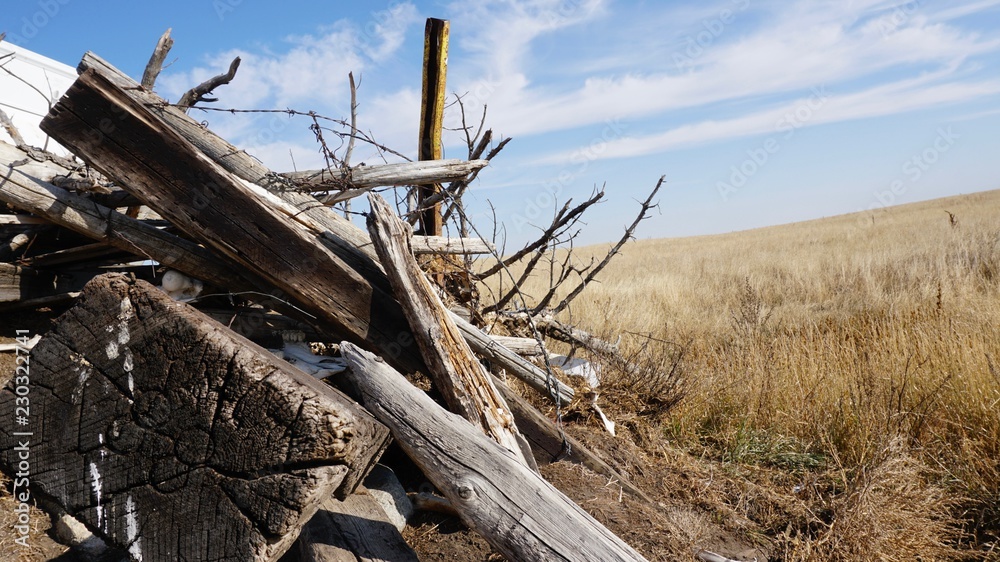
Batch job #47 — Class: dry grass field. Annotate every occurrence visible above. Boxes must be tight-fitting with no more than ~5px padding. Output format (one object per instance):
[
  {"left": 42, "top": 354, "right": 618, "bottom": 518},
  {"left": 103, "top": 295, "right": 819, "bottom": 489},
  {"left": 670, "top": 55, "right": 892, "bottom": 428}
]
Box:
[{"left": 487, "top": 189, "right": 1000, "bottom": 560}]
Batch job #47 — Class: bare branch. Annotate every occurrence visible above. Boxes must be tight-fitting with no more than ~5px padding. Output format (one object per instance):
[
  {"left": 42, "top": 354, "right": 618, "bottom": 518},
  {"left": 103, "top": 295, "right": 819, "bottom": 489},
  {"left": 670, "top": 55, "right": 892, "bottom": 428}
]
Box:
[
  {"left": 177, "top": 56, "right": 240, "bottom": 110},
  {"left": 0, "top": 107, "right": 26, "bottom": 146},
  {"left": 342, "top": 72, "right": 358, "bottom": 170},
  {"left": 549, "top": 176, "right": 664, "bottom": 316},
  {"left": 477, "top": 189, "right": 604, "bottom": 280},
  {"left": 141, "top": 28, "right": 174, "bottom": 90}
]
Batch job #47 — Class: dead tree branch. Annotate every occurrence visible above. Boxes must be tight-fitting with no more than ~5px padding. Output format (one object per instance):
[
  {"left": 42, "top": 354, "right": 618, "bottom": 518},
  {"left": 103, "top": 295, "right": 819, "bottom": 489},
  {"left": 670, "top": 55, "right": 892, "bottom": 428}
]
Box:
[
  {"left": 478, "top": 189, "right": 604, "bottom": 280},
  {"left": 545, "top": 176, "right": 664, "bottom": 316},
  {"left": 0, "top": 108, "right": 26, "bottom": 146},
  {"left": 177, "top": 56, "right": 241, "bottom": 110},
  {"left": 141, "top": 28, "right": 174, "bottom": 90}
]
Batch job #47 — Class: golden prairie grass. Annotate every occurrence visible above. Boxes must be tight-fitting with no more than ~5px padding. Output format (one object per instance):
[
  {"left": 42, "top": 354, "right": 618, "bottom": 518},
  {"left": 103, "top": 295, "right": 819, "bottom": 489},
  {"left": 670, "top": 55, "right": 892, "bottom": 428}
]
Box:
[{"left": 486, "top": 189, "right": 1000, "bottom": 559}]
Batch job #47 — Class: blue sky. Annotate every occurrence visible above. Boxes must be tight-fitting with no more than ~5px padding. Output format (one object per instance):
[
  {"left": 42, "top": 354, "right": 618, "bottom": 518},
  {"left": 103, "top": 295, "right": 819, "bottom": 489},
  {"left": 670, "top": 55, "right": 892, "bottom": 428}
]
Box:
[{"left": 5, "top": 0, "right": 1000, "bottom": 248}]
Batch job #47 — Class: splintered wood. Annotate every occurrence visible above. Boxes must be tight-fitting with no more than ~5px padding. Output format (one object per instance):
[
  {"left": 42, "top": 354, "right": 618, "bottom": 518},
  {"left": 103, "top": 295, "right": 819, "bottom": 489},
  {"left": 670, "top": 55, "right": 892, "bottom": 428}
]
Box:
[{"left": 0, "top": 274, "right": 390, "bottom": 562}]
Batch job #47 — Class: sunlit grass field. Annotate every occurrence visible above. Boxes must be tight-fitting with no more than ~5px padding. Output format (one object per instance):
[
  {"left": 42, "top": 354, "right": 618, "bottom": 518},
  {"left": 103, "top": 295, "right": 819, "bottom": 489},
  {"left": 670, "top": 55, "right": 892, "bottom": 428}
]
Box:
[{"left": 488, "top": 189, "right": 1000, "bottom": 559}]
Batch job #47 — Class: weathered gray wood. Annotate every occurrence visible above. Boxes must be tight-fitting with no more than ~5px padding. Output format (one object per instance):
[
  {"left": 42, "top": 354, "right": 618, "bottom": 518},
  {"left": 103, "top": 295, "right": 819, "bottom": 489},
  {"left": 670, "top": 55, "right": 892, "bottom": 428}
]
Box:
[
  {"left": 488, "top": 335, "right": 546, "bottom": 356},
  {"left": 0, "top": 141, "right": 253, "bottom": 291},
  {"left": 74, "top": 53, "right": 575, "bottom": 403},
  {"left": 41, "top": 67, "right": 425, "bottom": 374},
  {"left": 367, "top": 193, "right": 529, "bottom": 467},
  {"left": 339, "top": 342, "right": 649, "bottom": 562},
  {"left": 282, "top": 158, "right": 488, "bottom": 197},
  {"left": 0, "top": 263, "right": 56, "bottom": 303},
  {"left": 0, "top": 274, "right": 391, "bottom": 562},
  {"left": 0, "top": 214, "right": 48, "bottom": 225},
  {"left": 410, "top": 235, "right": 495, "bottom": 255},
  {"left": 298, "top": 492, "right": 419, "bottom": 562}
]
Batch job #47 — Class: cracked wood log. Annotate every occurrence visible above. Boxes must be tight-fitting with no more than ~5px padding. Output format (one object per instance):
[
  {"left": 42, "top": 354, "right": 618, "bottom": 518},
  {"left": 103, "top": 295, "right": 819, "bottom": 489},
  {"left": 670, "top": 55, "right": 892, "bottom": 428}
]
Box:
[
  {"left": 0, "top": 274, "right": 391, "bottom": 562},
  {"left": 338, "top": 342, "right": 649, "bottom": 562},
  {"left": 41, "top": 68, "right": 427, "bottom": 375},
  {"left": 298, "top": 492, "right": 419, "bottom": 562},
  {"left": 367, "top": 193, "right": 531, "bottom": 467},
  {"left": 74, "top": 52, "right": 574, "bottom": 404}
]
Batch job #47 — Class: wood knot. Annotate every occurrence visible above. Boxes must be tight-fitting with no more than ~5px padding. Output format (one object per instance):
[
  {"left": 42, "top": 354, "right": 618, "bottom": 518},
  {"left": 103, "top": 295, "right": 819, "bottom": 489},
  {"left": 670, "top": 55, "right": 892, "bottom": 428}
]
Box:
[{"left": 456, "top": 484, "right": 475, "bottom": 500}]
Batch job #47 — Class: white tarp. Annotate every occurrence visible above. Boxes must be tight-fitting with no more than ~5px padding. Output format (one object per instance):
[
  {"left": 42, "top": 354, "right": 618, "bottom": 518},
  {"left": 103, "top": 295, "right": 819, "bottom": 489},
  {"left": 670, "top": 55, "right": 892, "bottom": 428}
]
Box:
[{"left": 0, "top": 42, "right": 76, "bottom": 153}]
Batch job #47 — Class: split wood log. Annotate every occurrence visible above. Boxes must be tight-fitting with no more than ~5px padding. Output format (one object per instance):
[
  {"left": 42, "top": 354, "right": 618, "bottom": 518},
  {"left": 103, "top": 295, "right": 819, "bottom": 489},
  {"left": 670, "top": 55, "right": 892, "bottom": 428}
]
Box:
[
  {"left": 338, "top": 342, "right": 650, "bottom": 562},
  {"left": 41, "top": 67, "right": 427, "bottom": 374},
  {"left": 367, "top": 193, "right": 530, "bottom": 467},
  {"left": 71, "top": 53, "right": 575, "bottom": 403},
  {"left": 410, "top": 235, "right": 495, "bottom": 255},
  {"left": 297, "top": 493, "right": 419, "bottom": 562},
  {"left": 0, "top": 274, "right": 391, "bottom": 562}
]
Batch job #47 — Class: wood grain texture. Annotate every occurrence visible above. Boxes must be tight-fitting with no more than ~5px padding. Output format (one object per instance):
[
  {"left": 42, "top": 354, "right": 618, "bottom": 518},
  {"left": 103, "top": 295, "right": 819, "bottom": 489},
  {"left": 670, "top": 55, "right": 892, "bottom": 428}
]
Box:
[
  {"left": 40, "top": 68, "right": 424, "bottom": 374},
  {"left": 0, "top": 274, "right": 390, "bottom": 562},
  {"left": 339, "top": 342, "right": 649, "bottom": 562},
  {"left": 367, "top": 193, "right": 529, "bottom": 466},
  {"left": 298, "top": 492, "right": 419, "bottom": 562}
]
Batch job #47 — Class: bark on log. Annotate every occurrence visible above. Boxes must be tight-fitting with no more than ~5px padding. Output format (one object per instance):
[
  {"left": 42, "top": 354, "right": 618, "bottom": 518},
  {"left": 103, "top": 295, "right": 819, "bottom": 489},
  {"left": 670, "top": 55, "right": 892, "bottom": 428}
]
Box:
[
  {"left": 367, "top": 193, "right": 530, "bottom": 466},
  {"left": 41, "top": 68, "right": 425, "bottom": 375},
  {"left": 338, "top": 342, "right": 649, "bottom": 562},
  {"left": 73, "top": 53, "right": 575, "bottom": 403},
  {"left": 0, "top": 274, "right": 390, "bottom": 562},
  {"left": 297, "top": 492, "right": 419, "bottom": 562}
]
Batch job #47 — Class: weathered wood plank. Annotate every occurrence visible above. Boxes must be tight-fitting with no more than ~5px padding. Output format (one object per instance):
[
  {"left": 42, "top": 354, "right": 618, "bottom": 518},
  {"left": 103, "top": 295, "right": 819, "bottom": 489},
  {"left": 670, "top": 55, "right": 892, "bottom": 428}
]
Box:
[
  {"left": 410, "top": 235, "right": 495, "bottom": 255},
  {"left": 0, "top": 274, "right": 390, "bottom": 562},
  {"left": 0, "top": 263, "right": 56, "bottom": 303},
  {"left": 339, "top": 342, "right": 649, "bottom": 562},
  {"left": 367, "top": 193, "right": 530, "bottom": 466},
  {"left": 282, "top": 159, "right": 488, "bottom": 192},
  {"left": 41, "top": 68, "right": 425, "bottom": 374},
  {"left": 298, "top": 492, "right": 419, "bottom": 562}
]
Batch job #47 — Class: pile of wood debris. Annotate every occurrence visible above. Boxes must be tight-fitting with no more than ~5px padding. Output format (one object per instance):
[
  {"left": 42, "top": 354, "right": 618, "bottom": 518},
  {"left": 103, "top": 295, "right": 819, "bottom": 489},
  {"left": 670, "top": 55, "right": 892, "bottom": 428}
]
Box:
[{"left": 0, "top": 28, "right": 677, "bottom": 562}]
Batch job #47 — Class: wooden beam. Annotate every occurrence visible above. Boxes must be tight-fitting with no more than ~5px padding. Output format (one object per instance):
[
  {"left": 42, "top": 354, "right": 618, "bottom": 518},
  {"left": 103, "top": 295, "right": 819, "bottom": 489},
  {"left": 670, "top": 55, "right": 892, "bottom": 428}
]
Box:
[
  {"left": 339, "top": 342, "right": 650, "bottom": 562},
  {"left": 41, "top": 68, "right": 426, "bottom": 374},
  {"left": 417, "top": 18, "right": 449, "bottom": 236},
  {"left": 367, "top": 193, "right": 530, "bottom": 467},
  {"left": 0, "top": 274, "right": 391, "bottom": 562}
]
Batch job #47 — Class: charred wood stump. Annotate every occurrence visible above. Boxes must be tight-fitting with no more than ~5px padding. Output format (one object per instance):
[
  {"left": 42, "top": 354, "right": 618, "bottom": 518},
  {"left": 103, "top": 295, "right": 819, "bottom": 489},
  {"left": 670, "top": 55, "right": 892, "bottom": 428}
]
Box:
[{"left": 0, "top": 273, "right": 390, "bottom": 562}]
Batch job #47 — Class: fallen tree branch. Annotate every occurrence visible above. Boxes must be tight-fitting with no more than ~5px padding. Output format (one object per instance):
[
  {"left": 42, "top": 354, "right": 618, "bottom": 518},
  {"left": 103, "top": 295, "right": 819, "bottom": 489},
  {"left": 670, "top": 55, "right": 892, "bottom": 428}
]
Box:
[
  {"left": 338, "top": 342, "right": 649, "bottom": 562},
  {"left": 0, "top": 108, "right": 25, "bottom": 146},
  {"left": 177, "top": 56, "right": 240, "bottom": 110}
]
